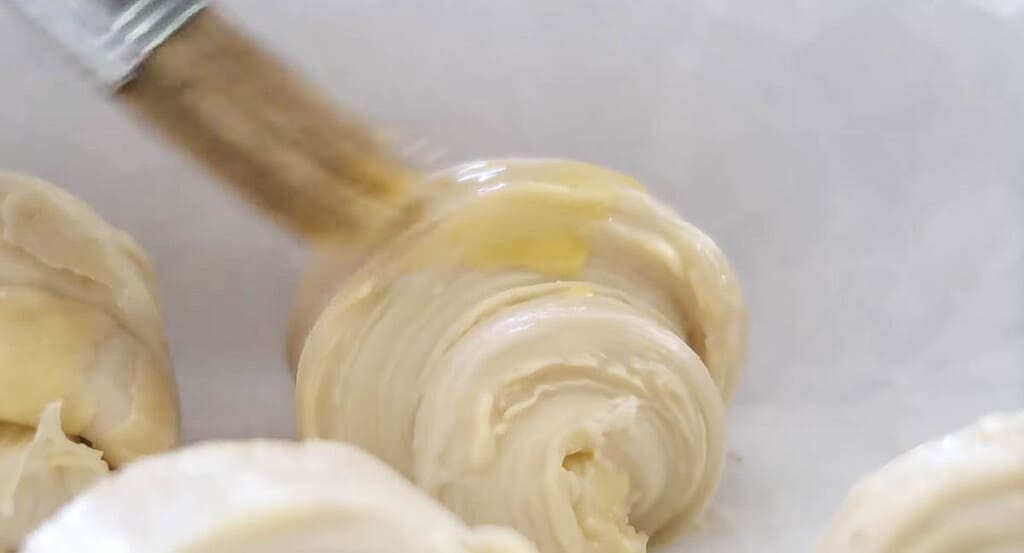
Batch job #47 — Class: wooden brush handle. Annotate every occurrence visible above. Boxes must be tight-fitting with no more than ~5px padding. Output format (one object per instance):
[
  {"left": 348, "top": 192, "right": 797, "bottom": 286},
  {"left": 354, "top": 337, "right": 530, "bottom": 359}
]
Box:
[{"left": 119, "top": 8, "right": 417, "bottom": 241}]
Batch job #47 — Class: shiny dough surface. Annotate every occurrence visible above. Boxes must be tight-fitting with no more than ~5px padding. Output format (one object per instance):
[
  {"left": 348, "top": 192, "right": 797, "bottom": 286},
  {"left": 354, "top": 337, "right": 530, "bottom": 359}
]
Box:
[
  {"left": 817, "top": 410, "right": 1024, "bottom": 553},
  {"left": 24, "top": 440, "right": 538, "bottom": 553},
  {"left": 293, "top": 159, "right": 748, "bottom": 553},
  {"left": 0, "top": 172, "right": 177, "bottom": 551}
]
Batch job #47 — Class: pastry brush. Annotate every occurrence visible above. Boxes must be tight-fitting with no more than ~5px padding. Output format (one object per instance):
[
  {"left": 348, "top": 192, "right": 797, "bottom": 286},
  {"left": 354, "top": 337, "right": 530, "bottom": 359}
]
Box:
[{"left": 9, "top": 0, "right": 421, "bottom": 243}]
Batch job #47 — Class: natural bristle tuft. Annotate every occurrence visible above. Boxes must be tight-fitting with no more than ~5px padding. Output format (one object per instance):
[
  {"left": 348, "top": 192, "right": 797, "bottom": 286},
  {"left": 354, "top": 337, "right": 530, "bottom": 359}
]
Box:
[{"left": 119, "top": 8, "right": 419, "bottom": 243}]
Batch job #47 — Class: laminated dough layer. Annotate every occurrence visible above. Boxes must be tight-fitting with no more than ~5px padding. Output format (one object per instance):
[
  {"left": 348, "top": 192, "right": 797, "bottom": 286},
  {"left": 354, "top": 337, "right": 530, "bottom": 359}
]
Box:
[
  {"left": 817, "top": 410, "right": 1024, "bottom": 553},
  {"left": 24, "top": 440, "right": 539, "bottom": 553},
  {"left": 292, "top": 159, "right": 748, "bottom": 553},
  {"left": 0, "top": 172, "right": 178, "bottom": 551}
]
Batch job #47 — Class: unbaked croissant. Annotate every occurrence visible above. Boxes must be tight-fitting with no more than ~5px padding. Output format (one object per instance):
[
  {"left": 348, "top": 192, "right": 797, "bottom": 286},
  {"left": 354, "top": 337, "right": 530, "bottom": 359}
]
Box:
[
  {"left": 817, "top": 410, "right": 1024, "bottom": 553},
  {"left": 290, "top": 159, "right": 748, "bottom": 553},
  {"left": 0, "top": 172, "right": 178, "bottom": 551},
  {"left": 23, "top": 440, "right": 539, "bottom": 553}
]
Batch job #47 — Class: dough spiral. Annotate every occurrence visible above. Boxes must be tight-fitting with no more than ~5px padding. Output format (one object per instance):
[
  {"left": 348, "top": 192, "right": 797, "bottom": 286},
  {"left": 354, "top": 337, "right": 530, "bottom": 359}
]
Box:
[
  {"left": 817, "top": 410, "right": 1024, "bottom": 553},
  {"left": 0, "top": 172, "right": 177, "bottom": 550},
  {"left": 291, "top": 159, "right": 748, "bottom": 553},
  {"left": 24, "top": 440, "right": 539, "bottom": 553}
]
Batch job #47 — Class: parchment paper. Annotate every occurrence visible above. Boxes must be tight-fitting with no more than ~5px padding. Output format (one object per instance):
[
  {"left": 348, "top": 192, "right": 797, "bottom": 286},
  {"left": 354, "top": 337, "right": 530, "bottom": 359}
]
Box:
[{"left": 1, "top": 1, "right": 1021, "bottom": 550}]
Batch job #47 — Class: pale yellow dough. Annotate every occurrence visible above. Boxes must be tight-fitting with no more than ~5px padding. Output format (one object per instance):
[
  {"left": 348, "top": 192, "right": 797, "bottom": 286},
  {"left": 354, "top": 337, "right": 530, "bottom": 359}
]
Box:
[
  {"left": 291, "top": 159, "right": 748, "bottom": 553},
  {"left": 817, "top": 410, "right": 1024, "bottom": 553},
  {"left": 0, "top": 172, "right": 178, "bottom": 550},
  {"left": 23, "top": 440, "right": 539, "bottom": 553}
]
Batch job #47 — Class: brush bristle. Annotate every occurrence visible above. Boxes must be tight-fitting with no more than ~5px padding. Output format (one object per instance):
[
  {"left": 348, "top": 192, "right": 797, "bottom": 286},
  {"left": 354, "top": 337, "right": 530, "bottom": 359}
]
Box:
[{"left": 120, "top": 9, "right": 420, "bottom": 244}]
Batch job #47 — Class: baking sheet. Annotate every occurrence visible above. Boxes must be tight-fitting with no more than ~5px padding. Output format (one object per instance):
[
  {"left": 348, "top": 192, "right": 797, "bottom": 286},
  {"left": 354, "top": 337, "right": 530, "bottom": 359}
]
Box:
[{"left": 1, "top": 1, "right": 1022, "bottom": 551}]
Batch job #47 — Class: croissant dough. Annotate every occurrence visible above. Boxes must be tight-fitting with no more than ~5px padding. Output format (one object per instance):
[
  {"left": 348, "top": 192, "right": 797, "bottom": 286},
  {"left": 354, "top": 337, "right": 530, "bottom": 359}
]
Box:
[
  {"left": 291, "top": 159, "right": 748, "bottom": 553},
  {"left": 817, "top": 410, "right": 1024, "bottom": 553},
  {"left": 0, "top": 172, "right": 178, "bottom": 550},
  {"left": 23, "top": 440, "right": 539, "bottom": 553}
]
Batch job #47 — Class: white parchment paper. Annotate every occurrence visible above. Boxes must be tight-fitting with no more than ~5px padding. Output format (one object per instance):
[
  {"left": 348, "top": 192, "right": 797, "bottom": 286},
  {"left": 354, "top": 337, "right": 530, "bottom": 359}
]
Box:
[{"left": 1, "top": 2, "right": 1022, "bottom": 550}]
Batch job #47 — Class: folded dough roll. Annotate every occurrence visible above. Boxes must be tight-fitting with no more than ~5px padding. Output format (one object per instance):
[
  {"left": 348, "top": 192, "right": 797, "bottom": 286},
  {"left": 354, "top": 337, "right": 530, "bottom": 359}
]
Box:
[
  {"left": 291, "top": 159, "right": 748, "bottom": 553},
  {"left": 0, "top": 172, "right": 178, "bottom": 551},
  {"left": 24, "top": 440, "right": 538, "bottom": 553},
  {"left": 817, "top": 410, "right": 1024, "bottom": 553}
]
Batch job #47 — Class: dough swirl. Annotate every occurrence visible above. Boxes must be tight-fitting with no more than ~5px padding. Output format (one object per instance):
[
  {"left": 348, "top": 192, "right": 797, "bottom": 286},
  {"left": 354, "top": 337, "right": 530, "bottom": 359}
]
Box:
[
  {"left": 24, "top": 440, "right": 539, "bottom": 553},
  {"left": 292, "top": 159, "right": 747, "bottom": 553},
  {"left": 817, "top": 411, "right": 1024, "bottom": 553},
  {"left": 0, "top": 172, "right": 177, "bottom": 551}
]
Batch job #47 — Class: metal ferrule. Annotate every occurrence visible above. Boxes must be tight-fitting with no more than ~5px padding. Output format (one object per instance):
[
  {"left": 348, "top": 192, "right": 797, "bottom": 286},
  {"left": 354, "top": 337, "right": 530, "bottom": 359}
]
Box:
[{"left": 12, "top": 0, "right": 207, "bottom": 88}]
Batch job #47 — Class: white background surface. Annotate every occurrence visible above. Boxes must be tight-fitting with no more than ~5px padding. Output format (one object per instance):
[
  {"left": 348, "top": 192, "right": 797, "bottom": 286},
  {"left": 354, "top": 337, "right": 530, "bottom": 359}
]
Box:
[{"left": 1, "top": 1, "right": 1023, "bottom": 551}]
